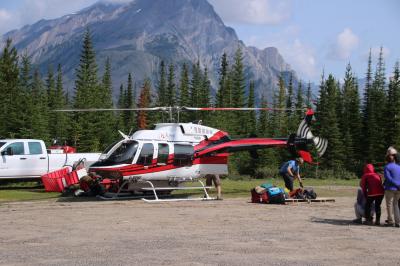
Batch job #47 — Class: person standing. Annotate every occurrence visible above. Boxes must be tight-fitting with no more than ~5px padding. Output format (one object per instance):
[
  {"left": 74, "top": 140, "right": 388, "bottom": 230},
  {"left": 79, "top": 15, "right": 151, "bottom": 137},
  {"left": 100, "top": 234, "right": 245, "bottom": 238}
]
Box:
[
  {"left": 360, "top": 164, "right": 384, "bottom": 225},
  {"left": 383, "top": 147, "right": 400, "bottom": 227},
  {"left": 279, "top": 157, "right": 304, "bottom": 192},
  {"left": 205, "top": 174, "right": 222, "bottom": 200}
]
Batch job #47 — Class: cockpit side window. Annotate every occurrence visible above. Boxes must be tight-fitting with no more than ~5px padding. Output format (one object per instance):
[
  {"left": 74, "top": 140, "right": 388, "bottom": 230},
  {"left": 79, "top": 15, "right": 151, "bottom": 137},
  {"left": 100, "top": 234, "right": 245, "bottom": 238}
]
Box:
[
  {"left": 137, "top": 143, "right": 154, "bottom": 166},
  {"left": 106, "top": 140, "right": 138, "bottom": 165},
  {"left": 157, "top": 143, "right": 169, "bottom": 165}
]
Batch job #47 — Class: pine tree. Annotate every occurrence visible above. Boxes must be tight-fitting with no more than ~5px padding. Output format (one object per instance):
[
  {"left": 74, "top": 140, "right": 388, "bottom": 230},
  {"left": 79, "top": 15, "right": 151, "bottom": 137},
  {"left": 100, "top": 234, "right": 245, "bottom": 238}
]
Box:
[
  {"left": 318, "top": 75, "right": 344, "bottom": 169},
  {"left": 216, "top": 53, "right": 229, "bottom": 107},
  {"left": 367, "top": 47, "right": 387, "bottom": 161},
  {"left": 179, "top": 63, "right": 190, "bottom": 122},
  {"left": 257, "top": 94, "right": 278, "bottom": 167},
  {"left": 18, "top": 52, "right": 32, "bottom": 138},
  {"left": 247, "top": 81, "right": 257, "bottom": 135},
  {"left": 137, "top": 79, "right": 152, "bottom": 129},
  {"left": 340, "top": 63, "right": 362, "bottom": 166},
  {"left": 53, "top": 65, "right": 69, "bottom": 143},
  {"left": 190, "top": 61, "right": 203, "bottom": 121},
  {"left": 98, "top": 58, "right": 117, "bottom": 147},
  {"left": 286, "top": 73, "right": 295, "bottom": 131},
  {"left": 231, "top": 47, "right": 246, "bottom": 136},
  {"left": 124, "top": 73, "right": 136, "bottom": 133},
  {"left": 214, "top": 53, "right": 231, "bottom": 131},
  {"left": 362, "top": 50, "right": 374, "bottom": 161},
  {"left": 0, "top": 39, "right": 20, "bottom": 137},
  {"left": 386, "top": 61, "right": 400, "bottom": 148},
  {"left": 166, "top": 63, "right": 176, "bottom": 107},
  {"left": 156, "top": 61, "right": 167, "bottom": 106},
  {"left": 275, "top": 74, "right": 288, "bottom": 136},
  {"left": 31, "top": 69, "right": 50, "bottom": 142},
  {"left": 306, "top": 82, "right": 312, "bottom": 108},
  {"left": 295, "top": 81, "right": 304, "bottom": 124},
  {"left": 116, "top": 83, "right": 126, "bottom": 131},
  {"left": 199, "top": 67, "right": 211, "bottom": 124},
  {"left": 73, "top": 29, "right": 101, "bottom": 151},
  {"left": 46, "top": 66, "right": 57, "bottom": 141}
]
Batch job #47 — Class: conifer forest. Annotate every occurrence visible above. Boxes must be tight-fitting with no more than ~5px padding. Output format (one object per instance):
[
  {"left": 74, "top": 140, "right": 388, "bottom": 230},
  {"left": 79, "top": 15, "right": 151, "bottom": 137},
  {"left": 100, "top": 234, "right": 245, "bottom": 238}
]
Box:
[{"left": 1, "top": 30, "right": 399, "bottom": 178}]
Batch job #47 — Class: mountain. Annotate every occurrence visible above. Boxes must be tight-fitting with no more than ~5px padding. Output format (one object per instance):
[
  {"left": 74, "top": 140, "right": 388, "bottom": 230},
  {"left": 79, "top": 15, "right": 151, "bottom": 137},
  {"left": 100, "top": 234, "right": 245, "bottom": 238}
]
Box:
[{"left": 0, "top": 0, "right": 294, "bottom": 103}]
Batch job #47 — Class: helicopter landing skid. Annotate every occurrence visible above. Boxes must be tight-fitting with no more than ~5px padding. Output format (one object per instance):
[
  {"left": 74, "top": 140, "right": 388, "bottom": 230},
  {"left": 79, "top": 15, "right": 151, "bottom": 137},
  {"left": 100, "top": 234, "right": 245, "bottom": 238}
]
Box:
[
  {"left": 141, "top": 180, "right": 216, "bottom": 203},
  {"left": 97, "top": 179, "right": 216, "bottom": 202}
]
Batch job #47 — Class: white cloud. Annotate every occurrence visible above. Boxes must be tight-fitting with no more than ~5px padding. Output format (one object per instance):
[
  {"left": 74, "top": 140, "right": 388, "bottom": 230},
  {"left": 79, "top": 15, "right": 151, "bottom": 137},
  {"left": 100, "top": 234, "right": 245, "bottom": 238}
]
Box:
[
  {"left": 0, "top": 8, "right": 15, "bottom": 34},
  {"left": 284, "top": 39, "right": 318, "bottom": 78},
  {"left": 0, "top": 9, "right": 11, "bottom": 20},
  {"left": 329, "top": 28, "right": 359, "bottom": 60},
  {"left": 208, "top": 0, "right": 291, "bottom": 25}
]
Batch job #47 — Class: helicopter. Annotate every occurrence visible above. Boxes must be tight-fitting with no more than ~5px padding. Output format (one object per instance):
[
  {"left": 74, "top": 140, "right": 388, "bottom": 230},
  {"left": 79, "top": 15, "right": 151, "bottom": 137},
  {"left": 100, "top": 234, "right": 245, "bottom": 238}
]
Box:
[{"left": 58, "top": 107, "right": 327, "bottom": 201}]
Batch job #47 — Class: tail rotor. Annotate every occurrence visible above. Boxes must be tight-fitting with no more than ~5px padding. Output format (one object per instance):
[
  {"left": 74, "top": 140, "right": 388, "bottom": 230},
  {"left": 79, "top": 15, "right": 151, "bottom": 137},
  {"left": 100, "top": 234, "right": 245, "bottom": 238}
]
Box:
[{"left": 296, "top": 112, "right": 328, "bottom": 157}]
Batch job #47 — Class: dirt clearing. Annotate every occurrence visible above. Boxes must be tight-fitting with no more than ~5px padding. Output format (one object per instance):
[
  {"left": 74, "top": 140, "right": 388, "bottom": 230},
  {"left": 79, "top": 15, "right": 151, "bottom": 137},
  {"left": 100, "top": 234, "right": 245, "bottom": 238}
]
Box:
[{"left": 0, "top": 196, "right": 399, "bottom": 265}]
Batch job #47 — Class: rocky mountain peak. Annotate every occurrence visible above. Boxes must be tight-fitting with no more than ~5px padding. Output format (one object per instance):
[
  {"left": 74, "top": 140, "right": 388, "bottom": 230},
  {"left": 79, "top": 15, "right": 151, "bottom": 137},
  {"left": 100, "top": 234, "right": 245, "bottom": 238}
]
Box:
[{"left": 1, "top": 0, "right": 293, "bottom": 103}]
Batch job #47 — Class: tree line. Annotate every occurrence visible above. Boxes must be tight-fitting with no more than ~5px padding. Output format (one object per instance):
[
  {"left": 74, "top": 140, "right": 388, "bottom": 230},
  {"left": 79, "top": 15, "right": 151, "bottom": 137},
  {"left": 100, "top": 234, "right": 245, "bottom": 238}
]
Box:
[{"left": 0, "top": 30, "right": 399, "bottom": 177}]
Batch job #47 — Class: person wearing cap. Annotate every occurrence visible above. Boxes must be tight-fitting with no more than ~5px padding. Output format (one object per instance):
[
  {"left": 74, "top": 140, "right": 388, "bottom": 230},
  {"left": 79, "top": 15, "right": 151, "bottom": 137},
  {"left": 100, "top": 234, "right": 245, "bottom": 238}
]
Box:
[
  {"left": 279, "top": 157, "right": 304, "bottom": 192},
  {"left": 383, "top": 146, "right": 400, "bottom": 227}
]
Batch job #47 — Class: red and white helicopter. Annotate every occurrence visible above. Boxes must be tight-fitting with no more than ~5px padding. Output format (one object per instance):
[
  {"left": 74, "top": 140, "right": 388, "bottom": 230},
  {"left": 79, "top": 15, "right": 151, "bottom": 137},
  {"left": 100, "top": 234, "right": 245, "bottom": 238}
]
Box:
[{"left": 60, "top": 106, "right": 327, "bottom": 201}]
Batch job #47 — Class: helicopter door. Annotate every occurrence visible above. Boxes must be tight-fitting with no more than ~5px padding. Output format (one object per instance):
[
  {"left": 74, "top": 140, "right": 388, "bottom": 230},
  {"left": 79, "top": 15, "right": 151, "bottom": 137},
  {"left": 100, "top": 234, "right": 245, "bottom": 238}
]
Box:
[
  {"left": 136, "top": 143, "right": 154, "bottom": 166},
  {"left": 157, "top": 143, "right": 169, "bottom": 166}
]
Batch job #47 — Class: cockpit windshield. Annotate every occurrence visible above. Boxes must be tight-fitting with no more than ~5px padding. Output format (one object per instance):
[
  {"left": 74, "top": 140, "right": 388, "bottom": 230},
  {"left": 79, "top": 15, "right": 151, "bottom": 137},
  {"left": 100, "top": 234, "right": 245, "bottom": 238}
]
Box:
[{"left": 104, "top": 140, "right": 139, "bottom": 165}]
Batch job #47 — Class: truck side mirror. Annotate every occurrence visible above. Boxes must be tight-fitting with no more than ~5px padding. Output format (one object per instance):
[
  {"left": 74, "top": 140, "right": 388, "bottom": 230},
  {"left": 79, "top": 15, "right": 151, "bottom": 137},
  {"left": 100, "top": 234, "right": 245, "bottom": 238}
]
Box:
[{"left": 1, "top": 147, "right": 14, "bottom": 156}]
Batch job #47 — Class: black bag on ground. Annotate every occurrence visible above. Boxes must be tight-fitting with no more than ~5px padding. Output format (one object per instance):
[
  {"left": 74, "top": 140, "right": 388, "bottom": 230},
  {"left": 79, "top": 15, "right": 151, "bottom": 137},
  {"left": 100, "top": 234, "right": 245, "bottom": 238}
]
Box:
[{"left": 303, "top": 188, "right": 317, "bottom": 199}]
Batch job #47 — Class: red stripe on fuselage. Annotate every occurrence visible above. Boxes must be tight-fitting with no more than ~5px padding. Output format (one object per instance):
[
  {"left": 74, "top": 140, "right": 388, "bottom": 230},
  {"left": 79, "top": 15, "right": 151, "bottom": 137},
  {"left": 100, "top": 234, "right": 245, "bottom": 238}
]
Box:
[{"left": 90, "top": 154, "right": 228, "bottom": 177}]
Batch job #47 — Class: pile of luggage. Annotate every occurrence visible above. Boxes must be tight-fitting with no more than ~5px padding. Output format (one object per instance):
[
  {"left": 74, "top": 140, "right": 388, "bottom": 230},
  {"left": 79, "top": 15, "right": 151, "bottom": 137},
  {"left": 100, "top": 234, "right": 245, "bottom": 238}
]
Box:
[
  {"left": 251, "top": 183, "right": 317, "bottom": 204},
  {"left": 251, "top": 184, "right": 286, "bottom": 204}
]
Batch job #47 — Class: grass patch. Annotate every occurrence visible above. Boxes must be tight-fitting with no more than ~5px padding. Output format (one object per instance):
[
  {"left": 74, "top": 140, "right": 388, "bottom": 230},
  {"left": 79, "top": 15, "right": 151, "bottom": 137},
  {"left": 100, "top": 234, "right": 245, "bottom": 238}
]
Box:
[
  {"left": 0, "top": 178, "right": 359, "bottom": 202},
  {"left": 0, "top": 189, "right": 60, "bottom": 203}
]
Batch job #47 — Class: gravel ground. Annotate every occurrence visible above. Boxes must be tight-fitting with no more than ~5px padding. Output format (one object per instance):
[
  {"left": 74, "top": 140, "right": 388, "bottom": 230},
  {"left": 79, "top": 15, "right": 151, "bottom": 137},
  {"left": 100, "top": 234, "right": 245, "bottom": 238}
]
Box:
[{"left": 0, "top": 196, "right": 399, "bottom": 266}]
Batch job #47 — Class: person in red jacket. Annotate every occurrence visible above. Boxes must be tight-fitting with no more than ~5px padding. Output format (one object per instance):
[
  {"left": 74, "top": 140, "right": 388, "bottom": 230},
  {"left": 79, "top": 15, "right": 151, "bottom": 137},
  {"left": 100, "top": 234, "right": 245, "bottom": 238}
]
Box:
[{"left": 360, "top": 164, "right": 385, "bottom": 225}]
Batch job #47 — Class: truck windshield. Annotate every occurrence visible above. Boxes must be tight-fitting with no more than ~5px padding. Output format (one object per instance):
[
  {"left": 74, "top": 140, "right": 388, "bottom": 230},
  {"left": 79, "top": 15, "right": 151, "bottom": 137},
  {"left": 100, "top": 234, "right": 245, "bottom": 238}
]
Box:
[{"left": 105, "top": 140, "right": 139, "bottom": 165}]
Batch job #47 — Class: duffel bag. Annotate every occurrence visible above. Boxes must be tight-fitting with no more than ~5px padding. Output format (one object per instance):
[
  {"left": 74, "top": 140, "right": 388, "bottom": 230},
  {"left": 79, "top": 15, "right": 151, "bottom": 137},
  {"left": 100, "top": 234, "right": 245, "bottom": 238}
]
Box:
[
  {"left": 266, "top": 187, "right": 285, "bottom": 204},
  {"left": 251, "top": 188, "right": 269, "bottom": 203}
]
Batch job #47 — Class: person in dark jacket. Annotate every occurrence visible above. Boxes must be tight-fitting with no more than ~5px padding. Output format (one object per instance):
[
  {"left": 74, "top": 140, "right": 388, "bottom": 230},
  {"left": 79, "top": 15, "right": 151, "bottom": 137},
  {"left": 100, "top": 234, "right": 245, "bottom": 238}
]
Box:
[
  {"left": 360, "top": 164, "right": 384, "bottom": 225},
  {"left": 353, "top": 188, "right": 374, "bottom": 224},
  {"left": 384, "top": 147, "right": 400, "bottom": 227}
]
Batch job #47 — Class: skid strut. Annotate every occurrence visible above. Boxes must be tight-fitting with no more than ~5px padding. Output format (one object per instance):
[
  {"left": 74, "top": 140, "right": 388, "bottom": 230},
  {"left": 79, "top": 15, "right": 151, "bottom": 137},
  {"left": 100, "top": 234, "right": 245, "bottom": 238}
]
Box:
[
  {"left": 141, "top": 179, "right": 214, "bottom": 202},
  {"left": 98, "top": 178, "right": 216, "bottom": 202}
]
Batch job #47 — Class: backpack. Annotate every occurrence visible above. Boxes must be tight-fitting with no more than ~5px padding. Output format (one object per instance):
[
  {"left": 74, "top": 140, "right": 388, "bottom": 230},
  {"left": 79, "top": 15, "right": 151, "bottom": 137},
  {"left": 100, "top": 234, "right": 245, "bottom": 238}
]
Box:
[
  {"left": 251, "top": 188, "right": 269, "bottom": 203},
  {"left": 303, "top": 188, "right": 317, "bottom": 199},
  {"left": 266, "top": 187, "right": 286, "bottom": 204}
]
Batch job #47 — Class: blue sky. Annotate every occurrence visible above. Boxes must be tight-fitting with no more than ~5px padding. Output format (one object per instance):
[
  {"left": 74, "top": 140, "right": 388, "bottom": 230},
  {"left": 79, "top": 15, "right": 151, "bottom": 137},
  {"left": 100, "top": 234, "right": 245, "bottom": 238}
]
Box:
[{"left": 0, "top": 0, "right": 399, "bottom": 83}]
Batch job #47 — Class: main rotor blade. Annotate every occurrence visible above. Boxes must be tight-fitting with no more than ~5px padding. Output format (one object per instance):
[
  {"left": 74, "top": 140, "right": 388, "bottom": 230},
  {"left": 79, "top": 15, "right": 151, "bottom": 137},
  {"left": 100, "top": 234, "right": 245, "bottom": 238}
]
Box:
[
  {"left": 182, "top": 107, "right": 305, "bottom": 111},
  {"left": 54, "top": 107, "right": 169, "bottom": 112}
]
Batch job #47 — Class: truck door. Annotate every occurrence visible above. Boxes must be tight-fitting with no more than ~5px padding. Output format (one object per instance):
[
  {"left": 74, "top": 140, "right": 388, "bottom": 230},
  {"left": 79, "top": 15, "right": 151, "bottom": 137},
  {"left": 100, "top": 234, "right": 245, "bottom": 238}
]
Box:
[
  {"left": 0, "top": 141, "right": 32, "bottom": 178},
  {"left": 27, "top": 141, "right": 48, "bottom": 176}
]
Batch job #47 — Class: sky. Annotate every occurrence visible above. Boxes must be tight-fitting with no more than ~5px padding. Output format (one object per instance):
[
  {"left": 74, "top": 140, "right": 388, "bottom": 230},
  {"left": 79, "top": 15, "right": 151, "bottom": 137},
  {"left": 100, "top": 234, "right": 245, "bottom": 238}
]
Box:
[{"left": 0, "top": 0, "right": 399, "bottom": 83}]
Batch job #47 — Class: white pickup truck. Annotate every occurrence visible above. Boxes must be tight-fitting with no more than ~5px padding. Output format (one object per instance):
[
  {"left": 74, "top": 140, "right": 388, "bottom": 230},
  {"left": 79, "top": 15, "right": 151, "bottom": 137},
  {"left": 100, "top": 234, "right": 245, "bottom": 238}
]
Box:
[{"left": 0, "top": 139, "right": 101, "bottom": 180}]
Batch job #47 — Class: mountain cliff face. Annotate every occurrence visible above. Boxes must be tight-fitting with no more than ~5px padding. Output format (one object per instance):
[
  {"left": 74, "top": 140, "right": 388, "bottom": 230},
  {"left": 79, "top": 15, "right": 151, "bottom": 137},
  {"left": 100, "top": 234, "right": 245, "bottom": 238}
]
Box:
[{"left": 1, "top": 0, "right": 293, "bottom": 102}]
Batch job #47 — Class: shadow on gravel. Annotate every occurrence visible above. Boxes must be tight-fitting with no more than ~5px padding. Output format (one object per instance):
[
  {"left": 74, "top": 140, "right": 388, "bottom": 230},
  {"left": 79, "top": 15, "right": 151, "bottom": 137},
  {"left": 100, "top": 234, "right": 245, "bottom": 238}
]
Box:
[{"left": 310, "top": 217, "right": 354, "bottom": 226}]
